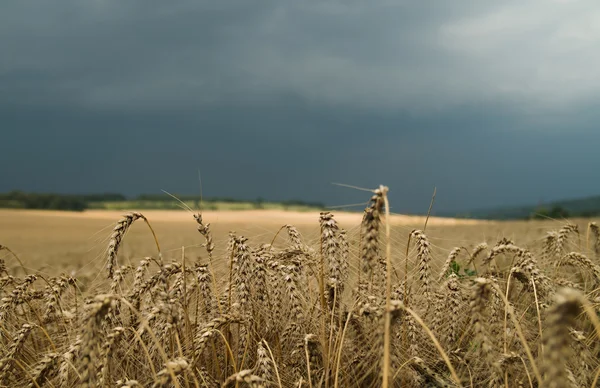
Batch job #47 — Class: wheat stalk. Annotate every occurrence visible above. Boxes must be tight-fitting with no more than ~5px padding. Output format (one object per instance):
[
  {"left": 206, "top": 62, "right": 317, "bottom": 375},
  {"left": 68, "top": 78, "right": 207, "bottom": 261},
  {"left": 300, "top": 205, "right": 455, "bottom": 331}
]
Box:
[
  {"left": 587, "top": 222, "right": 599, "bottom": 255},
  {"left": 107, "top": 212, "right": 161, "bottom": 279},
  {"left": 543, "top": 288, "right": 581, "bottom": 388},
  {"left": 410, "top": 230, "right": 432, "bottom": 305}
]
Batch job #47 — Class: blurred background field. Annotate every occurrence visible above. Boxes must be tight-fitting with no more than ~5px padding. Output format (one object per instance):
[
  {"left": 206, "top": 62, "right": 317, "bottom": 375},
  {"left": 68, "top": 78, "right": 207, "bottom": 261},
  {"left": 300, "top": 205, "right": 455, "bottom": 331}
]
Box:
[{"left": 1, "top": 208, "right": 591, "bottom": 279}]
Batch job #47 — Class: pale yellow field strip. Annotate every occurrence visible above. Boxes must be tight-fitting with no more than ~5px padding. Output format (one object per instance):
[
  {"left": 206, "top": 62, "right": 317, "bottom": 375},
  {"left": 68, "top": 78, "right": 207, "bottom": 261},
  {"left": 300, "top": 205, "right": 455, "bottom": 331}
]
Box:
[{"left": 0, "top": 209, "right": 482, "bottom": 226}]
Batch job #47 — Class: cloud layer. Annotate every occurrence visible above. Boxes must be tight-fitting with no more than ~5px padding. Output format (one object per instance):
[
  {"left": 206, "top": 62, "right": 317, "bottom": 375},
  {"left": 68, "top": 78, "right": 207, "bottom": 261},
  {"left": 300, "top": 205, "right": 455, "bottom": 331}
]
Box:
[
  {"left": 3, "top": 0, "right": 599, "bottom": 112},
  {"left": 1, "top": 0, "right": 600, "bottom": 212}
]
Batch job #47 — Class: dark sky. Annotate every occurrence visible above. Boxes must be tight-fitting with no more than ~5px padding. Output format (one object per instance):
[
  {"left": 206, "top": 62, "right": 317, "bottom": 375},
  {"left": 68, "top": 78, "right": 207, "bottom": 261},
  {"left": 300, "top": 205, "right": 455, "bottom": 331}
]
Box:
[{"left": 2, "top": 0, "right": 599, "bottom": 214}]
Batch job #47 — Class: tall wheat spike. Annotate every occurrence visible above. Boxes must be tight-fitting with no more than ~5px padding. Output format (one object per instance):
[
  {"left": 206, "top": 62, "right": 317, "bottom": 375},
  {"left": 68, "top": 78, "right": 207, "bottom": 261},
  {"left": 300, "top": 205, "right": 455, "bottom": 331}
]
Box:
[
  {"left": 543, "top": 288, "right": 581, "bottom": 388},
  {"left": 107, "top": 212, "right": 161, "bottom": 279}
]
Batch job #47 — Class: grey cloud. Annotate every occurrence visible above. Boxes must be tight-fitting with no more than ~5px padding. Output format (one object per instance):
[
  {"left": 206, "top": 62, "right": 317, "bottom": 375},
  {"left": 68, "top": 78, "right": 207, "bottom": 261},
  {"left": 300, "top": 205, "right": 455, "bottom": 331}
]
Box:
[
  {"left": 4, "top": 0, "right": 598, "bottom": 112},
  {"left": 2, "top": 99, "right": 599, "bottom": 212},
  {"left": 1, "top": 1, "right": 600, "bottom": 213}
]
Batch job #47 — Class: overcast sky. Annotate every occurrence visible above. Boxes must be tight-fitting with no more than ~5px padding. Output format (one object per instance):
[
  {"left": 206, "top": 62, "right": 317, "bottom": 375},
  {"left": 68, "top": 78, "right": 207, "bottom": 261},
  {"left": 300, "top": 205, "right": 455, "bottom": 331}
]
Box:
[{"left": 2, "top": 0, "right": 600, "bottom": 213}]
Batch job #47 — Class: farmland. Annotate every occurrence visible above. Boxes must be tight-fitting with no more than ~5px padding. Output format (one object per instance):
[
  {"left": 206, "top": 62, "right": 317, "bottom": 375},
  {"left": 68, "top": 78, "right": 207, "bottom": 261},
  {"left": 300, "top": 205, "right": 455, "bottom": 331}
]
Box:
[{"left": 0, "top": 197, "right": 599, "bottom": 387}]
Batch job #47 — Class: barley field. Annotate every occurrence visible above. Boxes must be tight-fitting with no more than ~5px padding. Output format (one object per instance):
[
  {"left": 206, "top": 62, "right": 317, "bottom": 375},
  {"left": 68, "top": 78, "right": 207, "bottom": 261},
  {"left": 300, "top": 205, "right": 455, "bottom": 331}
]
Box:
[{"left": 1, "top": 188, "right": 599, "bottom": 387}]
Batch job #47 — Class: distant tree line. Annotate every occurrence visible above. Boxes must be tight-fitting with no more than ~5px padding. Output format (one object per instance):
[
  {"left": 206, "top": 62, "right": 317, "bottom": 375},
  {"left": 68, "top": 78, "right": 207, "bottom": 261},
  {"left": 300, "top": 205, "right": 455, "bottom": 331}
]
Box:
[
  {"left": 529, "top": 205, "right": 570, "bottom": 220},
  {"left": 0, "top": 191, "right": 89, "bottom": 211},
  {"left": 529, "top": 205, "right": 600, "bottom": 219},
  {"left": 80, "top": 193, "right": 127, "bottom": 202},
  {"left": 136, "top": 194, "right": 324, "bottom": 208},
  {"left": 0, "top": 191, "right": 325, "bottom": 211}
]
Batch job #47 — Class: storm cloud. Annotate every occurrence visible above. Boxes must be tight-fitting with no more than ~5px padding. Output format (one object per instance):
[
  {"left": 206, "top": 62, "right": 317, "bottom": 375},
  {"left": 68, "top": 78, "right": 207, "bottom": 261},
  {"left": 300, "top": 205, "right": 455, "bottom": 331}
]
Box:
[{"left": 1, "top": 0, "right": 599, "bottom": 213}]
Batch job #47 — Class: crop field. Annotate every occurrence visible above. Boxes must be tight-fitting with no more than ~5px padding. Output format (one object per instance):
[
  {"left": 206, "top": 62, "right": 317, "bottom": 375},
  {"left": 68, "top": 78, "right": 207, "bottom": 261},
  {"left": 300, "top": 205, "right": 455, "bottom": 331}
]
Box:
[{"left": 0, "top": 189, "right": 599, "bottom": 387}]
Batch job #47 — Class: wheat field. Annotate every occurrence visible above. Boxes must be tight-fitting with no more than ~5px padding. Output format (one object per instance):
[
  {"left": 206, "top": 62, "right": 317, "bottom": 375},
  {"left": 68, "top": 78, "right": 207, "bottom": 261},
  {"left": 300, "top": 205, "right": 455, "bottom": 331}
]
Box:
[{"left": 1, "top": 188, "right": 599, "bottom": 387}]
